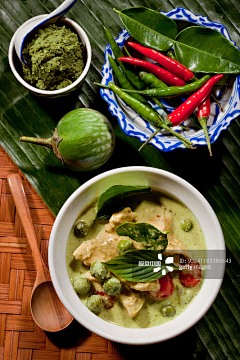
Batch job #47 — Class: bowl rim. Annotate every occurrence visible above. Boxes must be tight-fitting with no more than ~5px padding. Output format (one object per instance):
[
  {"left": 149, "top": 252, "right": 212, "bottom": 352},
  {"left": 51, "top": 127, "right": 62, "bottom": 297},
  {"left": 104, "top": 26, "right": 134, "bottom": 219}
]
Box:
[
  {"left": 48, "top": 166, "right": 225, "bottom": 344},
  {"left": 8, "top": 15, "right": 92, "bottom": 96}
]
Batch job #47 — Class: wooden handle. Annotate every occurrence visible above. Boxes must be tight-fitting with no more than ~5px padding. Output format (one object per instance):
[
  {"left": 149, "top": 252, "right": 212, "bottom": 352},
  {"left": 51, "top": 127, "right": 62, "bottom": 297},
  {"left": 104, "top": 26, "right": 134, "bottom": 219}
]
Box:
[{"left": 7, "top": 173, "right": 48, "bottom": 277}]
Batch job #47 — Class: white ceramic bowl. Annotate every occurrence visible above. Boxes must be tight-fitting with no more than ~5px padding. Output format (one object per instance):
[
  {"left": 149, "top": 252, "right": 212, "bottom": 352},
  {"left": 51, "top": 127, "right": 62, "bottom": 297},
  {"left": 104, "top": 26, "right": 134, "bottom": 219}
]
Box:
[
  {"left": 8, "top": 16, "right": 91, "bottom": 98},
  {"left": 48, "top": 166, "right": 225, "bottom": 344}
]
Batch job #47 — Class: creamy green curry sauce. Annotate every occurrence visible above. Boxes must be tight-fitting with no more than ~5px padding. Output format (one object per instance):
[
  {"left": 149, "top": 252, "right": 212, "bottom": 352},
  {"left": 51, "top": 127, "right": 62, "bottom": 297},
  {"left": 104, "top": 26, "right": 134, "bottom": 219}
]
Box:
[{"left": 66, "top": 190, "right": 206, "bottom": 328}]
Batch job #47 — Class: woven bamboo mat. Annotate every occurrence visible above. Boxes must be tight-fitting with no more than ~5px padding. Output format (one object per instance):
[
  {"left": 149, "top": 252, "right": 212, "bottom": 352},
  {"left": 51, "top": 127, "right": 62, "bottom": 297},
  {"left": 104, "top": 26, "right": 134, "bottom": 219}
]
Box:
[{"left": 0, "top": 145, "right": 127, "bottom": 360}]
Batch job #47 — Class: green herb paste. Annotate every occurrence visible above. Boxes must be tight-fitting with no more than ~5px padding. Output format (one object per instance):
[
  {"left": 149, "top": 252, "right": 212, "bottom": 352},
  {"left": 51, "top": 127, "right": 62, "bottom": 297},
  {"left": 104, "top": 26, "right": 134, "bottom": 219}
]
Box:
[{"left": 22, "top": 24, "right": 85, "bottom": 90}]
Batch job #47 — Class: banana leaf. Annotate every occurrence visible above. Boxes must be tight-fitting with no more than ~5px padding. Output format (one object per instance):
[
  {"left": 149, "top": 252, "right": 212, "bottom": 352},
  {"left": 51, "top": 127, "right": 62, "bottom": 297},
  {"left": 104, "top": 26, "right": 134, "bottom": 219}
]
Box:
[{"left": 0, "top": 0, "right": 240, "bottom": 358}]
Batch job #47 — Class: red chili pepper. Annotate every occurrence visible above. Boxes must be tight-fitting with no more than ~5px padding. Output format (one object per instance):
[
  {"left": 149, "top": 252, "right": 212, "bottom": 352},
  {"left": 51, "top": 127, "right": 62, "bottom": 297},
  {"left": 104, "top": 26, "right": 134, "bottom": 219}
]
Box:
[
  {"left": 148, "top": 273, "right": 174, "bottom": 299},
  {"left": 197, "top": 95, "right": 212, "bottom": 156},
  {"left": 127, "top": 42, "right": 197, "bottom": 83},
  {"left": 179, "top": 260, "right": 202, "bottom": 287},
  {"left": 198, "top": 95, "right": 211, "bottom": 120},
  {"left": 118, "top": 57, "right": 186, "bottom": 86},
  {"left": 95, "top": 292, "right": 114, "bottom": 309},
  {"left": 167, "top": 74, "right": 224, "bottom": 126}
]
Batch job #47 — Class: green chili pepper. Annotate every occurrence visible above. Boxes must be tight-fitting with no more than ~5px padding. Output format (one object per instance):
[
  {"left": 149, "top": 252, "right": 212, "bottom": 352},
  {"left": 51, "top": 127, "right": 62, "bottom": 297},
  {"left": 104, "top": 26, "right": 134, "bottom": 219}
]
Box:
[
  {"left": 114, "top": 53, "right": 170, "bottom": 124},
  {"left": 108, "top": 55, "right": 148, "bottom": 105},
  {"left": 114, "top": 52, "right": 171, "bottom": 119},
  {"left": 95, "top": 81, "right": 193, "bottom": 148},
  {"left": 108, "top": 54, "right": 171, "bottom": 125},
  {"left": 138, "top": 73, "right": 168, "bottom": 111},
  {"left": 150, "top": 96, "right": 168, "bottom": 112},
  {"left": 166, "top": 50, "right": 177, "bottom": 60},
  {"left": 139, "top": 72, "right": 171, "bottom": 118},
  {"left": 104, "top": 27, "right": 145, "bottom": 90},
  {"left": 139, "top": 71, "right": 168, "bottom": 89},
  {"left": 119, "top": 56, "right": 186, "bottom": 86},
  {"left": 121, "top": 75, "right": 211, "bottom": 98},
  {"left": 140, "top": 72, "right": 201, "bottom": 129}
]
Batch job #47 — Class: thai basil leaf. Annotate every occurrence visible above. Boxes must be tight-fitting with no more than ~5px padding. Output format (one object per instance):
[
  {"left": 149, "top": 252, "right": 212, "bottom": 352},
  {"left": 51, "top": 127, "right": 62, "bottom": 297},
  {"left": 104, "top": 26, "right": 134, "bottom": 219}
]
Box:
[
  {"left": 96, "top": 185, "right": 151, "bottom": 219},
  {"left": 116, "top": 222, "right": 168, "bottom": 251},
  {"left": 174, "top": 26, "right": 240, "bottom": 74},
  {"left": 115, "top": 7, "right": 178, "bottom": 52},
  {"left": 103, "top": 249, "right": 177, "bottom": 282}
]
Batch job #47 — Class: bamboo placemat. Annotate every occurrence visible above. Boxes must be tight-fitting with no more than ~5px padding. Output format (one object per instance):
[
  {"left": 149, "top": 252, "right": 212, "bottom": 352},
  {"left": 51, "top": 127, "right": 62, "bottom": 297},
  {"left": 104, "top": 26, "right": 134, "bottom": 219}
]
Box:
[{"left": 0, "top": 145, "right": 126, "bottom": 360}]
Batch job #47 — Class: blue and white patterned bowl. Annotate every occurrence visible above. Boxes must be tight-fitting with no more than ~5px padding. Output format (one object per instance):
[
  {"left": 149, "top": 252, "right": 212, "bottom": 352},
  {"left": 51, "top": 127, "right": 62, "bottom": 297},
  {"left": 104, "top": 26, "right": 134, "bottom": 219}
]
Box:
[{"left": 101, "top": 7, "right": 240, "bottom": 152}]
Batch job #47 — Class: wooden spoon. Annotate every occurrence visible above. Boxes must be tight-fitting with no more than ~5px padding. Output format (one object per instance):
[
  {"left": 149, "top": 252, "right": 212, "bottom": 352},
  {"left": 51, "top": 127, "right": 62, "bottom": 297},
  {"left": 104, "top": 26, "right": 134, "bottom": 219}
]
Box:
[{"left": 7, "top": 173, "right": 73, "bottom": 332}]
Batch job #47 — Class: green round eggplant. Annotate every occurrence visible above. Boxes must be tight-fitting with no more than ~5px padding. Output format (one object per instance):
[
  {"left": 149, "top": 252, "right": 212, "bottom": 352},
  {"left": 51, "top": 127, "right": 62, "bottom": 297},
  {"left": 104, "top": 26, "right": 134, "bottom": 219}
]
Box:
[{"left": 20, "top": 108, "right": 115, "bottom": 171}]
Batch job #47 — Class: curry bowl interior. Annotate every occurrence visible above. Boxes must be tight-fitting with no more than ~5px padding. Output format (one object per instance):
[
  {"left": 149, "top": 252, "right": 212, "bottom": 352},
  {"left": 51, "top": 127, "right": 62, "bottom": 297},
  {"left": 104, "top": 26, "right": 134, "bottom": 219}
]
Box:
[{"left": 48, "top": 166, "right": 225, "bottom": 344}]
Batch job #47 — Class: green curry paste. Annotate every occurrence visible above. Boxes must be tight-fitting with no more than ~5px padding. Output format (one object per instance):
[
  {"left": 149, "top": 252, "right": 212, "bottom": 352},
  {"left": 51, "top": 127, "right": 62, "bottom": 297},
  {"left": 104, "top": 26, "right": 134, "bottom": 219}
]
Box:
[{"left": 22, "top": 24, "right": 85, "bottom": 90}]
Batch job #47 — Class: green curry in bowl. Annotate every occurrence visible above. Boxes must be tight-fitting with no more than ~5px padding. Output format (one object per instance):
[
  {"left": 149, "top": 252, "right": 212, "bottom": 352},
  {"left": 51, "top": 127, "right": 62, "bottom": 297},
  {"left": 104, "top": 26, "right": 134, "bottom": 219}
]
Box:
[{"left": 66, "top": 186, "right": 206, "bottom": 329}]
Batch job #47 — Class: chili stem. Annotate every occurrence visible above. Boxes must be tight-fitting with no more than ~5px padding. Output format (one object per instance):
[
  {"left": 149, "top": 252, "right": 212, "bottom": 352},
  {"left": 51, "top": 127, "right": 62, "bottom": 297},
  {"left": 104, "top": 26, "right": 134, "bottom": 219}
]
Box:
[
  {"left": 152, "top": 97, "right": 189, "bottom": 130},
  {"left": 138, "top": 130, "right": 160, "bottom": 152},
  {"left": 211, "top": 94, "right": 224, "bottom": 112},
  {"left": 138, "top": 126, "right": 190, "bottom": 151},
  {"left": 197, "top": 95, "right": 212, "bottom": 156},
  {"left": 198, "top": 119, "right": 212, "bottom": 156},
  {"left": 159, "top": 123, "right": 192, "bottom": 147},
  {"left": 140, "top": 126, "right": 191, "bottom": 149},
  {"left": 123, "top": 46, "right": 132, "bottom": 58}
]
